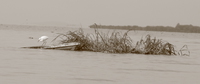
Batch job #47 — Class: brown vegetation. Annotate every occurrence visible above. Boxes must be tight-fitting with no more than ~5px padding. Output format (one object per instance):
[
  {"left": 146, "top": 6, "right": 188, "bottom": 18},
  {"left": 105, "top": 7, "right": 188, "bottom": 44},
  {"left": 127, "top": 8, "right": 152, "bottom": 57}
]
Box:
[
  {"left": 52, "top": 28, "right": 190, "bottom": 56},
  {"left": 132, "top": 35, "right": 176, "bottom": 55}
]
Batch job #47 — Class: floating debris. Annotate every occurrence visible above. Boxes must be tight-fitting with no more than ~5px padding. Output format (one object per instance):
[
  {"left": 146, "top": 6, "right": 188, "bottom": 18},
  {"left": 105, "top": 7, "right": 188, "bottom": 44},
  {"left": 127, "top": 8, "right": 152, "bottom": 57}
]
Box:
[{"left": 22, "top": 42, "right": 79, "bottom": 50}]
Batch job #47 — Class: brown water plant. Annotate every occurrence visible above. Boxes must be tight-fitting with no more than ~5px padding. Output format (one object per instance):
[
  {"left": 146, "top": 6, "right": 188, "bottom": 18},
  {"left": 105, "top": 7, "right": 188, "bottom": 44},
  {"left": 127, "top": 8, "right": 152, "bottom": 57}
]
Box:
[
  {"left": 52, "top": 28, "right": 134, "bottom": 53},
  {"left": 52, "top": 28, "right": 188, "bottom": 56},
  {"left": 51, "top": 28, "right": 92, "bottom": 51},
  {"left": 132, "top": 35, "right": 176, "bottom": 55},
  {"left": 91, "top": 28, "right": 134, "bottom": 53}
]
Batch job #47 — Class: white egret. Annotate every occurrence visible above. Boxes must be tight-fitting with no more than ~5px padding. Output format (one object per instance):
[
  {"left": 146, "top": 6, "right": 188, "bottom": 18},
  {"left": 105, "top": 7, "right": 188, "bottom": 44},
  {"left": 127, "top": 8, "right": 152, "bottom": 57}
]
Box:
[{"left": 38, "top": 36, "right": 49, "bottom": 46}]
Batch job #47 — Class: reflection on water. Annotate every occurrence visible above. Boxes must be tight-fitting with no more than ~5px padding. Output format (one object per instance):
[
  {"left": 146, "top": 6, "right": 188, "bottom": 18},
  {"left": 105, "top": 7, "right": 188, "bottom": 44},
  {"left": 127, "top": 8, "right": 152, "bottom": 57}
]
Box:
[{"left": 0, "top": 27, "right": 200, "bottom": 84}]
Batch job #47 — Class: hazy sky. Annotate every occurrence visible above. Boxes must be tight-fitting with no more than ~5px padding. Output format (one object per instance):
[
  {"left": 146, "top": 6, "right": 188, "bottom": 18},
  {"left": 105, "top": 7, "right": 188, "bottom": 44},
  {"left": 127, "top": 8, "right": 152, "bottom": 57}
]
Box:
[{"left": 0, "top": 0, "right": 200, "bottom": 27}]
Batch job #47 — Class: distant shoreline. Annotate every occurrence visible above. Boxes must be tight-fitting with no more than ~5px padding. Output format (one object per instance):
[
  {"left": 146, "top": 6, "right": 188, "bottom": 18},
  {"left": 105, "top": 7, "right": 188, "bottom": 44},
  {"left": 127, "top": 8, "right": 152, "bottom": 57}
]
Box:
[
  {"left": 0, "top": 23, "right": 80, "bottom": 28},
  {"left": 89, "top": 23, "right": 200, "bottom": 33}
]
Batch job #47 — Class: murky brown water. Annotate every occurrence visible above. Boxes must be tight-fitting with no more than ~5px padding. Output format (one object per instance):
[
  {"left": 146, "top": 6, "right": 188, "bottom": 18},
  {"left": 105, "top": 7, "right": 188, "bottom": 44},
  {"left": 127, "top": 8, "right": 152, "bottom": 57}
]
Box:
[{"left": 0, "top": 25, "right": 200, "bottom": 84}]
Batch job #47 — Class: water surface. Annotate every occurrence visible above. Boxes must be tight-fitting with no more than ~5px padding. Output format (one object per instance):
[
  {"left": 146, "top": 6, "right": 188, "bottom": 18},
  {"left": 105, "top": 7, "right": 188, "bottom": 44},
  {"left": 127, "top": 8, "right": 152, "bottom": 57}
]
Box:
[{"left": 0, "top": 26, "right": 200, "bottom": 84}]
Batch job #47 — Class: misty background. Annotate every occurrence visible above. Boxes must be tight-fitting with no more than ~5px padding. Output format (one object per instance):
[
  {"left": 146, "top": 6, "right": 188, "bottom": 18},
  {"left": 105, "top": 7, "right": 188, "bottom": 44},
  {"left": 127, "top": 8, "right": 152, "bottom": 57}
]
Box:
[{"left": 0, "top": 0, "right": 199, "bottom": 28}]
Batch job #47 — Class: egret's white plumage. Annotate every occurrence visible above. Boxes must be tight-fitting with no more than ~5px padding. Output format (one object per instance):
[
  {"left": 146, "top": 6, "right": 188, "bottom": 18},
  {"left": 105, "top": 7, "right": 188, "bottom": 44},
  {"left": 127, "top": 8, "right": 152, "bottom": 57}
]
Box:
[{"left": 38, "top": 36, "right": 49, "bottom": 46}]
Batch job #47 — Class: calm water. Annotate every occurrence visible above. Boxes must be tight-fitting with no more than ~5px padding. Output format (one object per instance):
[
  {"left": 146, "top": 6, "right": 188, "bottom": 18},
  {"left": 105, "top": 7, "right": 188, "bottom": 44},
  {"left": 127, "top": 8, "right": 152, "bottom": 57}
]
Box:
[{"left": 0, "top": 26, "right": 200, "bottom": 84}]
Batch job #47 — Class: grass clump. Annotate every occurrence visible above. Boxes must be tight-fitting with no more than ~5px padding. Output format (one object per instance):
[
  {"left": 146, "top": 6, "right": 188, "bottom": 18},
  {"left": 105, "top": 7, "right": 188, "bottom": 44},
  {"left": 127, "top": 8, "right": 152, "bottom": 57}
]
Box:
[
  {"left": 52, "top": 28, "right": 189, "bottom": 56},
  {"left": 132, "top": 35, "right": 176, "bottom": 55},
  {"left": 52, "top": 28, "right": 92, "bottom": 51},
  {"left": 52, "top": 28, "right": 134, "bottom": 53},
  {"left": 91, "top": 29, "right": 134, "bottom": 53}
]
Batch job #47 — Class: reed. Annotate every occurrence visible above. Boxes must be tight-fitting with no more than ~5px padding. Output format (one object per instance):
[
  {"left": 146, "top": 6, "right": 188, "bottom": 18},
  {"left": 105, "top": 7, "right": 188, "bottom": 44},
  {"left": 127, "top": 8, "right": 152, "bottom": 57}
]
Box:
[
  {"left": 52, "top": 28, "right": 189, "bottom": 56},
  {"left": 132, "top": 35, "right": 176, "bottom": 55},
  {"left": 91, "top": 28, "right": 134, "bottom": 53},
  {"left": 52, "top": 28, "right": 134, "bottom": 53},
  {"left": 52, "top": 28, "right": 92, "bottom": 51}
]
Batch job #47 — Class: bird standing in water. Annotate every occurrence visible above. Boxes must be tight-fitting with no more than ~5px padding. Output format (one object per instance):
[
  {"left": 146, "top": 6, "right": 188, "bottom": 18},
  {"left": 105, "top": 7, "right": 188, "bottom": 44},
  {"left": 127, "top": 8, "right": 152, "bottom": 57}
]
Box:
[{"left": 38, "top": 36, "right": 49, "bottom": 46}]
